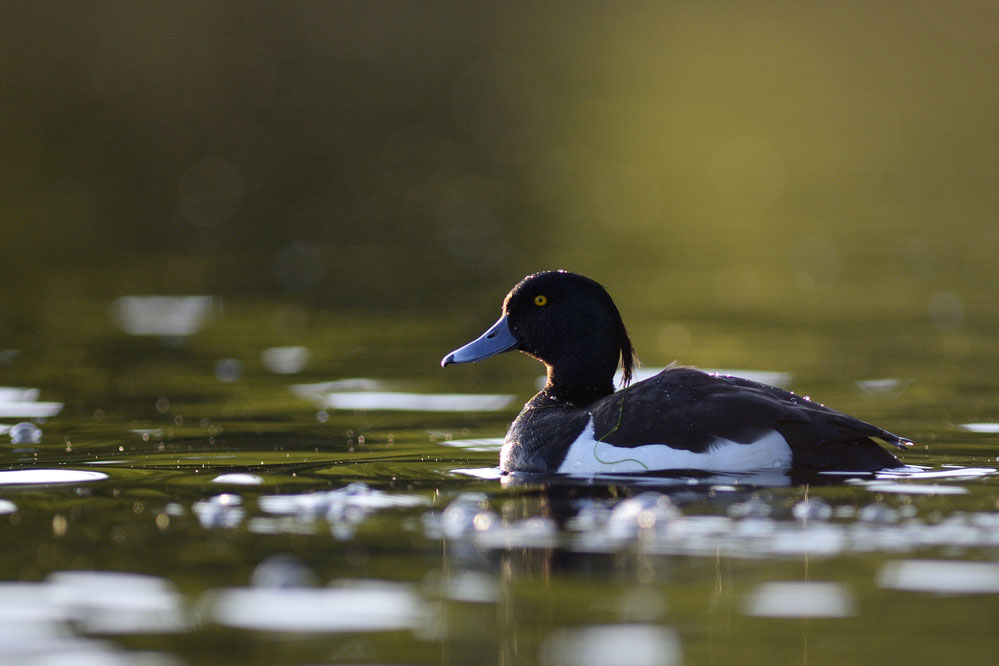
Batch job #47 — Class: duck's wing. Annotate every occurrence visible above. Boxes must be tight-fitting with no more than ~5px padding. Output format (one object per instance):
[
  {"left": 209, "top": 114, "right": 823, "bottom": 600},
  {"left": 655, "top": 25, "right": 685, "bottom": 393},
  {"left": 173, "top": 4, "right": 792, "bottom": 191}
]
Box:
[{"left": 589, "top": 367, "right": 908, "bottom": 470}]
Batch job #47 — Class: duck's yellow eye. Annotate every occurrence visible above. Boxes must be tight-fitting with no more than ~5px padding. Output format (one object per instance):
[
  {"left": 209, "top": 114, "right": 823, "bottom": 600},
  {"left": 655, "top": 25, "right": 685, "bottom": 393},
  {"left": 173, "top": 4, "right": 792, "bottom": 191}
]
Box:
[{"left": 534, "top": 294, "right": 548, "bottom": 307}]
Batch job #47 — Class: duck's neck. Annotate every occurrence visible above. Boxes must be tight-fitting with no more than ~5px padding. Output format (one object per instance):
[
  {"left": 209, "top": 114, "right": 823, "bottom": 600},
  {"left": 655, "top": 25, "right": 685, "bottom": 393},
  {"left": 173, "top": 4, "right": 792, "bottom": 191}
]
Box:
[{"left": 542, "top": 362, "right": 615, "bottom": 407}]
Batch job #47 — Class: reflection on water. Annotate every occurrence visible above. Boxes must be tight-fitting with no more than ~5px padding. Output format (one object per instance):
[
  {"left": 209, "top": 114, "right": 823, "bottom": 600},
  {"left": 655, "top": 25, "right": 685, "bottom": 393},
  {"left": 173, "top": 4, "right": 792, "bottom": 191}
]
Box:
[
  {"left": 250, "top": 554, "right": 318, "bottom": 589},
  {"left": 213, "top": 357, "right": 244, "bottom": 383},
  {"left": 875, "top": 466, "right": 996, "bottom": 479},
  {"left": 0, "top": 449, "right": 994, "bottom": 664},
  {"left": 191, "top": 493, "right": 245, "bottom": 529},
  {"left": 855, "top": 378, "right": 912, "bottom": 398},
  {"left": 959, "top": 423, "right": 999, "bottom": 433},
  {"left": 850, "top": 465, "right": 997, "bottom": 495},
  {"left": 421, "top": 483, "right": 999, "bottom": 559},
  {"left": 451, "top": 466, "right": 504, "bottom": 480},
  {"left": 45, "top": 571, "right": 189, "bottom": 634},
  {"left": 1, "top": 253, "right": 997, "bottom": 666},
  {"left": 289, "top": 378, "right": 387, "bottom": 398},
  {"left": 8, "top": 421, "right": 43, "bottom": 444},
  {"left": 0, "top": 387, "right": 63, "bottom": 419},
  {"left": 208, "top": 581, "right": 427, "bottom": 633},
  {"left": 438, "top": 437, "right": 505, "bottom": 452},
  {"left": 743, "top": 581, "right": 854, "bottom": 617},
  {"left": 0, "top": 573, "right": 186, "bottom": 665},
  {"left": 249, "top": 482, "right": 431, "bottom": 538},
  {"left": 859, "top": 482, "right": 965, "bottom": 495},
  {"left": 211, "top": 472, "right": 264, "bottom": 485},
  {"left": 0, "top": 387, "right": 39, "bottom": 402},
  {"left": 290, "top": 378, "right": 514, "bottom": 411},
  {"left": 429, "top": 570, "right": 500, "bottom": 604},
  {"left": 0, "top": 469, "right": 109, "bottom": 485},
  {"left": 541, "top": 624, "right": 682, "bottom": 666},
  {"left": 110, "top": 296, "right": 217, "bottom": 336},
  {"left": 318, "top": 391, "right": 516, "bottom": 412},
  {"left": 259, "top": 482, "right": 429, "bottom": 518},
  {"left": 878, "top": 560, "right": 999, "bottom": 594},
  {"left": 0, "top": 325, "right": 993, "bottom": 664},
  {"left": 261, "top": 345, "right": 310, "bottom": 374}
]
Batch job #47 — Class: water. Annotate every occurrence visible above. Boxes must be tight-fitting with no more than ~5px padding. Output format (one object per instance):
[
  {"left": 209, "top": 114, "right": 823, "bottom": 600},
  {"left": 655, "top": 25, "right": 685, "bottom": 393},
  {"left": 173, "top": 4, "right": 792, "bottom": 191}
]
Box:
[{"left": 0, "top": 293, "right": 996, "bottom": 666}]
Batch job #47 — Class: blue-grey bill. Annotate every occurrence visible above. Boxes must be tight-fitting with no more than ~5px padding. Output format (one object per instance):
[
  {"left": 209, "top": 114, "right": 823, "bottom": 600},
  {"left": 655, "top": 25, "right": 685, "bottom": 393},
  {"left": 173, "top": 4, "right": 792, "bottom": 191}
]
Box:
[{"left": 441, "top": 314, "right": 519, "bottom": 367}]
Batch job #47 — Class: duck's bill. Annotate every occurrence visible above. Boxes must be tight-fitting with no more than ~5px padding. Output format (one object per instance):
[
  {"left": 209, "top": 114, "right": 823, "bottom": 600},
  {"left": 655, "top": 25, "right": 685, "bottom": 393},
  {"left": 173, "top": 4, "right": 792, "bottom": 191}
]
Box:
[{"left": 441, "top": 314, "right": 519, "bottom": 367}]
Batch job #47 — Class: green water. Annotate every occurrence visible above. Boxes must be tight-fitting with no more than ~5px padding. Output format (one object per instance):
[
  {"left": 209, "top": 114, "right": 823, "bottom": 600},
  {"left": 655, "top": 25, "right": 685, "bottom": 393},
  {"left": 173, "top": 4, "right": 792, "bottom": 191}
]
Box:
[
  {"left": 1, "top": 289, "right": 997, "bottom": 665},
  {"left": 3, "top": 2, "right": 999, "bottom": 664}
]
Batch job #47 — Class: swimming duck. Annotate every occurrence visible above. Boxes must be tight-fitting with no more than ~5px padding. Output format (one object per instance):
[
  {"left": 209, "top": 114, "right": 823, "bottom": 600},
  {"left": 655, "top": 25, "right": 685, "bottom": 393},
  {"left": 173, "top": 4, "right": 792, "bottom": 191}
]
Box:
[{"left": 441, "top": 270, "right": 911, "bottom": 475}]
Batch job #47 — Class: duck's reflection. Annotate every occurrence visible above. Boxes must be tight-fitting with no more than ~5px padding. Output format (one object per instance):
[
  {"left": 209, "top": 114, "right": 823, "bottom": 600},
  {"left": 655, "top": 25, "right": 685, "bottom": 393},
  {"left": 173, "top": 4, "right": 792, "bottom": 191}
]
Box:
[{"left": 425, "top": 464, "right": 998, "bottom": 664}]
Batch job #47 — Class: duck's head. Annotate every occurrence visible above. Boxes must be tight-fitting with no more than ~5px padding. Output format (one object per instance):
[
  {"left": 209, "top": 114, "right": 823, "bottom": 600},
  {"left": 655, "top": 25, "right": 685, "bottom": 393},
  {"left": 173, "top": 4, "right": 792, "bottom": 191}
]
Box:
[{"left": 441, "top": 271, "right": 634, "bottom": 403}]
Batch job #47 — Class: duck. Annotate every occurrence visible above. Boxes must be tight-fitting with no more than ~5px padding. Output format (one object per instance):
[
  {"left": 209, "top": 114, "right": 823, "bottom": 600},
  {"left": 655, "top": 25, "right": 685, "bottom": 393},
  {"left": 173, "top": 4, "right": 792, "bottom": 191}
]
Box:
[{"left": 441, "top": 270, "right": 912, "bottom": 475}]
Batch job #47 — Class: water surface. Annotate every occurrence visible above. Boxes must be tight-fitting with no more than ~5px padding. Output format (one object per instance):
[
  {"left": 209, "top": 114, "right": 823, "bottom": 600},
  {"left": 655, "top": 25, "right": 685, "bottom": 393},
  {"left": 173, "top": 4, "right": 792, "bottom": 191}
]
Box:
[{"left": 1, "top": 292, "right": 996, "bottom": 666}]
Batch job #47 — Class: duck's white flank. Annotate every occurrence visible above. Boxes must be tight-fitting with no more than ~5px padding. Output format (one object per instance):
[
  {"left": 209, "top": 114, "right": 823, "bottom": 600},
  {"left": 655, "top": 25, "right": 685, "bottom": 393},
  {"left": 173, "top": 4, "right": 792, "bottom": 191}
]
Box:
[{"left": 556, "top": 417, "right": 793, "bottom": 475}]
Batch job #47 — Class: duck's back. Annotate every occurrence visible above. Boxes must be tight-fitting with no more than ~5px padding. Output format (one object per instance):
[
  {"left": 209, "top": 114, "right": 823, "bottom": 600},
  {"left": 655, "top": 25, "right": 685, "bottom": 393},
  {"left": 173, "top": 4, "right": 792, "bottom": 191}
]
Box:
[{"left": 503, "top": 367, "right": 906, "bottom": 474}]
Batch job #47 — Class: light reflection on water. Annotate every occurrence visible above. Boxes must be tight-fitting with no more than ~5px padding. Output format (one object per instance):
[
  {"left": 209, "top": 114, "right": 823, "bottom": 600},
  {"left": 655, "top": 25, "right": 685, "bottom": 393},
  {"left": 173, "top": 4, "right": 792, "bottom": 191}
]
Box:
[
  {"left": 289, "top": 378, "right": 516, "bottom": 412},
  {"left": 0, "top": 385, "right": 63, "bottom": 418},
  {"left": 208, "top": 581, "right": 428, "bottom": 633},
  {"left": 419, "top": 480, "right": 999, "bottom": 558},
  {"left": 260, "top": 345, "right": 310, "bottom": 374},
  {"left": 192, "top": 493, "right": 245, "bottom": 529},
  {"left": 743, "top": 581, "right": 854, "bottom": 617},
  {"left": 0, "top": 573, "right": 187, "bottom": 665},
  {"left": 855, "top": 378, "right": 912, "bottom": 398},
  {"left": 959, "top": 422, "right": 999, "bottom": 433},
  {"left": 1, "top": 300, "right": 997, "bottom": 665},
  {"left": 541, "top": 624, "right": 682, "bottom": 666},
  {"left": 0, "top": 387, "right": 39, "bottom": 402},
  {"left": 878, "top": 560, "right": 999, "bottom": 594},
  {"left": 45, "top": 571, "right": 189, "bottom": 634},
  {"left": 438, "top": 437, "right": 505, "bottom": 452},
  {"left": 110, "top": 295, "right": 217, "bottom": 337},
  {"left": 210, "top": 472, "right": 265, "bottom": 485},
  {"left": 318, "top": 391, "right": 516, "bottom": 412},
  {"left": 451, "top": 466, "right": 505, "bottom": 480},
  {"left": 0, "top": 447, "right": 995, "bottom": 665},
  {"left": 0, "top": 469, "right": 109, "bottom": 485},
  {"left": 289, "top": 378, "right": 387, "bottom": 398}
]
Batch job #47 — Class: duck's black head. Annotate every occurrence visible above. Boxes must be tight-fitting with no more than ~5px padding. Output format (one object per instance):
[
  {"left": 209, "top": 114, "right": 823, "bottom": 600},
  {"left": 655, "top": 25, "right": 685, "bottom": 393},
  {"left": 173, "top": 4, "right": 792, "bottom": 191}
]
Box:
[{"left": 441, "top": 270, "right": 634, "bottom": 405}]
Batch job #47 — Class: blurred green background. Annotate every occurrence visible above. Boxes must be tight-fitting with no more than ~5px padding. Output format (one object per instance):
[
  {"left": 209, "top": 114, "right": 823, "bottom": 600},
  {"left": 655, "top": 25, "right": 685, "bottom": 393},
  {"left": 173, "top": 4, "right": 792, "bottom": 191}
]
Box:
[{"left": 2, "top": 1, "right": 997, "bottom": 328}]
